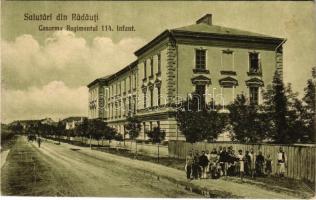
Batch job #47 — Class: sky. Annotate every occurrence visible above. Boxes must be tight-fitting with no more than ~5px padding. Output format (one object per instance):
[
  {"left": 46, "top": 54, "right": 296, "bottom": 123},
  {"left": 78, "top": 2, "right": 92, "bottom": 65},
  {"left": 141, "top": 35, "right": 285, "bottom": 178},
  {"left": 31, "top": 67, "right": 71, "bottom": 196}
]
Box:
[{"left": 1, "top": 1, "right": 316, "bottom": 123}]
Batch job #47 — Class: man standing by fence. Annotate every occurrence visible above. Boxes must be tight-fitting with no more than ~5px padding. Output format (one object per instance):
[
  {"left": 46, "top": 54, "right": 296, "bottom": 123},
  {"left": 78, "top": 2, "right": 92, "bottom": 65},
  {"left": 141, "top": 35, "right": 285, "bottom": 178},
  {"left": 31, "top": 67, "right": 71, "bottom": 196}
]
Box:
[
  {"left": 277, "top": 147, "right": 287, "bottom": 177},
  {"left": 249, "top": 149, "right": 256, "bottom": 178},
  {"left": 199, "top": 151, "right": 209, "bottom": 179}
]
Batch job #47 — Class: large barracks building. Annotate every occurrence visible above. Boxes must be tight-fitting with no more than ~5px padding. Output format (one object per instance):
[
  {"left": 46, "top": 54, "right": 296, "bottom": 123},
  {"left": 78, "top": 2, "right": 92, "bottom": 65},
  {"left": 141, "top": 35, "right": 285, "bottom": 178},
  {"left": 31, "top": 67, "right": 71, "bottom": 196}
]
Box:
[{"left": 87, "top": 14, "right": 285, "bottom": 141}]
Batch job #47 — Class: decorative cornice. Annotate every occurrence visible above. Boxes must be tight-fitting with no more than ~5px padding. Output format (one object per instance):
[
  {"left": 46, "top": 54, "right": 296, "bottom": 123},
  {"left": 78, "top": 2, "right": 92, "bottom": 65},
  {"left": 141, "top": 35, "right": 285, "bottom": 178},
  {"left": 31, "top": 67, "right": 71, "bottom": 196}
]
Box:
[
  {"left": 191, "top": 75, "right": 211, "bottom": 85},
  {"left": 219, "top": 76, "right": 238, "bottom": 88},
  {"left": 171, "top": 30, "right": 284, "bottom": 45},
  {"left": 222, "top": 49, "right": 234, "bottom": 54},
  {"left": 245, "top": 77, "right": 264, "bottom": 87}
]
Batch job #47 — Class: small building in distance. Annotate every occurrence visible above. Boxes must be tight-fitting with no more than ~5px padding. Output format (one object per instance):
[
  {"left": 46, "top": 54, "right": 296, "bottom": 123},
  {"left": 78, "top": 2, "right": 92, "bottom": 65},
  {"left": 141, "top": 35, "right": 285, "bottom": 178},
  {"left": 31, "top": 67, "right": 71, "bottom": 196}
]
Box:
[{"left": 62, "top": 117, "right": 87, "bottom": 130}]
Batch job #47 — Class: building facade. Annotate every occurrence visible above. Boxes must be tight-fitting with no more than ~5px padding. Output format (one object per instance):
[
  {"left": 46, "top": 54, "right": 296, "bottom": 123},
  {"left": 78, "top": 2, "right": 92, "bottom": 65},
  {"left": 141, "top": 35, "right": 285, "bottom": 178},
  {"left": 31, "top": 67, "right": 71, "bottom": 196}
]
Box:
[{"left": 88, "top": 14, "right": 285, "bottom": 141}]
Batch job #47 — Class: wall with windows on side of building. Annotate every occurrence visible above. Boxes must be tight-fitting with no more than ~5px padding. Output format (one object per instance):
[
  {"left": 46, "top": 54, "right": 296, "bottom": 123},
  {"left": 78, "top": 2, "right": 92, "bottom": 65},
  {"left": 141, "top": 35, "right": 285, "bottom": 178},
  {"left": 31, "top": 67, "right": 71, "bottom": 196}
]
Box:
[{"left": 177, "top": 44, "right": 277, "bottom": 107}]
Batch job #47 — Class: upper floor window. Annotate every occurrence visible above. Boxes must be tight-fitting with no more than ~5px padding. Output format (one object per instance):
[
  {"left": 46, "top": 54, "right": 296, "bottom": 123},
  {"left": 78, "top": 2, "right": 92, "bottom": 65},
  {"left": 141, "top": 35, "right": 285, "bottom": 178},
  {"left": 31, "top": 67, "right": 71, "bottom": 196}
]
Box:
[
  {"left": 127, "top": 96, "right": 131, "bottom": 115},
  {"left": 143, "top": 91, "right": 147, "bottom": 108},
  {"left": 144, "top": 61, "right": 147, "bottom": 78},
  {"left": 150, "top": 57, "right": 154, "bottom": 77},
  {"left": 133, "top": 96, "right": 136, "bottom": 114},
  {"left": 249, "top": 52, "right": 260, "bottom": 74},
  {"left": 195, "top": 49, "right": 206, "bottom": 70},
  {"left": 124, "top": 79, "right": 126, "bottom": 92},
  {"left": 249, "top": 86, "right": 259, "bottom": 105},
  {"left": 134, "top": 74, "right": 137, "bottom": 89},
  {"left": 157, "top": 53, "right": 161, "bottom": 74},
  {"left": 129, "top": 76, "right": 132, "bottom": 91},
  {"left": 157, "top": 87, "right": 161, "bottom": 106},
  {"left": 222, "top": 49, "right": 234, "bottom": 70},
  {"left": 150, "top": 88, "right": 154, "bottom": 107}
]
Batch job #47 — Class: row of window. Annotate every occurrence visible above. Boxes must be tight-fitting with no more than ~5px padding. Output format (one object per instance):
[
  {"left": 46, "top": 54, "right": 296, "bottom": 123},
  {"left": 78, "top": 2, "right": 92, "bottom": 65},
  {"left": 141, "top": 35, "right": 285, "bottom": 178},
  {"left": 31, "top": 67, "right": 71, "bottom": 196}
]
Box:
[
  {"left": 143, "top": 53, "right": 161, "bottom": 79},
  {"left": 195, "top": 49, "right": 261, "bottom": 73},
  {"left": 143, "top": 87, "right": 161, "bottom": 108},
  {"left": 194, "top": 84, "right": 259, "bottom": 105},
  {"left": 143, "top": 121, "right": 160, "bottom": 133},
  {"left": 107, "top": 96, "right": 137, "bottom": 120},
  {"left": 108, "top": 73, "right": 137, "bottom": 98}
]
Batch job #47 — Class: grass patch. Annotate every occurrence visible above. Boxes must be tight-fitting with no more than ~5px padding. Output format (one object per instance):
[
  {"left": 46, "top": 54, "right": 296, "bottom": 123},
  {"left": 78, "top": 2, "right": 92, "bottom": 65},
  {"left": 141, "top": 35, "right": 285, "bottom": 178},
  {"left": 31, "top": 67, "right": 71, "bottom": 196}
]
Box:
[{"left": 1, "top": 138, "right": 54, "bottom": 196}]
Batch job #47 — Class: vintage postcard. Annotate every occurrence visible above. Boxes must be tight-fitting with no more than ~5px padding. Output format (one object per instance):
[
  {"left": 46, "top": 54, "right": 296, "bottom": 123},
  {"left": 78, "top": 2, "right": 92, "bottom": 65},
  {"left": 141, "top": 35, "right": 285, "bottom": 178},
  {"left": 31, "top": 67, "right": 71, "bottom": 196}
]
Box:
[{"left": 1, "top": 0, "right": 315, "bottom": 199}]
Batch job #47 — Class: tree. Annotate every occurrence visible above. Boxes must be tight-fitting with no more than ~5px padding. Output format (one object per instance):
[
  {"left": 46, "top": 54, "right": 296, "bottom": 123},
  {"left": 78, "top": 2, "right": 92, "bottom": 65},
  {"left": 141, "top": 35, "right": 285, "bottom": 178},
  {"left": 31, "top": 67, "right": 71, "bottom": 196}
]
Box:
[
  {"left": 103, "top": 126, "right": 118, "bottom": 144},
  {"left": 114, "top": 133, "right": 124, "bottom": 142},
  {"left": 124, "top": 116, "right": 141, "bottom": 141},
  {"left": 146, "top": 127, "right": 166, "bottom": 144},
  {"left": 262, "top": 72, "right": 289, "bottom": 143},
  {"left": 262, "top": 74, "right": 313, "bottom": 143},
  {"left": 88, "top": 119, "right": 107, "bottom": 146},
  {"left": 176, "top": 98, "right": 227, "bottom": 143},
  {"left": 228, "top": 94, "right": 271, "bottom": 143},
  {"left": 75, "top": 118, "right": 89, "bottom": 144},
  {"left": 56, "top": 121, "right": 65, "bottom": 144},
  {"left": 302, "top": 79, "right": 316, "bottom": 142},
  {"left": 9, "top": 122, "right": 23, "bottom": 134},
  {"left": 284, "top": 84, "right": 310, "bottom": 142},
  {"left": 124, "top": 116, "right": 141, "bottom": 156},
  {"left": 146, "top": 127, "right": 166, "bottom": 163},
  {"left": 303, "top": 79, "right": 316, "bottom": 112}
]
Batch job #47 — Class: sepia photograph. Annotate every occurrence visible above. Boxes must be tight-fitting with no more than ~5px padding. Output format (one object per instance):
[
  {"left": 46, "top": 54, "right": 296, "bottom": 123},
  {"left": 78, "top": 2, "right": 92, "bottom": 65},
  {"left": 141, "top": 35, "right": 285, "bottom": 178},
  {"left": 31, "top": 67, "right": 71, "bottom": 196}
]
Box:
[{"left": 1, "top": 1, "right": 315, "bottom": 199}]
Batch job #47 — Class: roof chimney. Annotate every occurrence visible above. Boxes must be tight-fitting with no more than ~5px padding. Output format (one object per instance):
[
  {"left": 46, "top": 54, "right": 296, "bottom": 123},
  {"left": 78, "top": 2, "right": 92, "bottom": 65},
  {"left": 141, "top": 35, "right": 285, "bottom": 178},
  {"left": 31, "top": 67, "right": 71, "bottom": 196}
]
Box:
[{"left": 196, "top": 14, "right": 212, "bottom": 25}]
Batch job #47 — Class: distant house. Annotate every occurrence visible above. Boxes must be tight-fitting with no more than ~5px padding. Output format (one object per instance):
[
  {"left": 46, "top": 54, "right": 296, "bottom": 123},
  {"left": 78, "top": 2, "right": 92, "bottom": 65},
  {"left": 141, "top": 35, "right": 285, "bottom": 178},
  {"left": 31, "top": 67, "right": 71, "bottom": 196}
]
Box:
[
  {"left": 40, "top": 118, "right": 55, "bottom": 125},
  {"left": 62, "top": 117, "right": 87, "bottom": 130}
]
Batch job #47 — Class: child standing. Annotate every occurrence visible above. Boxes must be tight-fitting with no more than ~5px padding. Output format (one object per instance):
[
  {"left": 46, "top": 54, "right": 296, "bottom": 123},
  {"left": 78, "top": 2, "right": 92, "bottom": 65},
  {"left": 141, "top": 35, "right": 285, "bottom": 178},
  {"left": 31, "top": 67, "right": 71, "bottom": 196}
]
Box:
[
  {"left": 265, "top": 154, "right": 273, "bottom": 177},
  {"left": 185, "top": 151, "right": 194, "bottom": 180}
]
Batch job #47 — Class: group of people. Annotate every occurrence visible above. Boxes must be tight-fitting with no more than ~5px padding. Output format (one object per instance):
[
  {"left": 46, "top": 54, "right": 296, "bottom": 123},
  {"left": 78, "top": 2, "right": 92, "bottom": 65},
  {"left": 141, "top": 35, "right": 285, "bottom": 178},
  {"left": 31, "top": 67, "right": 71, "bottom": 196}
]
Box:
[
  {"left": 27, "top": 134, "right": 42, "bottom": 148},
  {"left": 185, "top": 146, "right": 287, "bottom": 181}
]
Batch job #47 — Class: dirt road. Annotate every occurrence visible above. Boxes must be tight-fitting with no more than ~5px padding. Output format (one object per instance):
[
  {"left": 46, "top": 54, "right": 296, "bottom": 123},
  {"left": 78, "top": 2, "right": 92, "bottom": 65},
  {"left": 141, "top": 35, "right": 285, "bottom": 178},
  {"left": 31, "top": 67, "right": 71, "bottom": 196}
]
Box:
[
  {"left": 1, "top": 136, "right": 302, "bottom": 198},
  {"left": 1, "top": 136, "right": 201, "bottom": 197}
]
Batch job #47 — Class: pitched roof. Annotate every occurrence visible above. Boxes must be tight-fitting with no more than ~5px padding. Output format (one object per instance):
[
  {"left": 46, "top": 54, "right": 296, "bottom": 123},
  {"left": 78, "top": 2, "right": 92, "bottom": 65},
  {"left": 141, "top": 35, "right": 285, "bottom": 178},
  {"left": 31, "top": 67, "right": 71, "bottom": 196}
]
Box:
[
  {"left": 172, "top": 23, "right": 281, "bottom": 40},
  {"left": 87, "top": 75, "right": 111, "bottom": 88},
  {"left": 135, "top": 19, "right": 285, "bottom": 56},
  {"left": 87, "top": 61, "right": 138, "bottom": 88}
]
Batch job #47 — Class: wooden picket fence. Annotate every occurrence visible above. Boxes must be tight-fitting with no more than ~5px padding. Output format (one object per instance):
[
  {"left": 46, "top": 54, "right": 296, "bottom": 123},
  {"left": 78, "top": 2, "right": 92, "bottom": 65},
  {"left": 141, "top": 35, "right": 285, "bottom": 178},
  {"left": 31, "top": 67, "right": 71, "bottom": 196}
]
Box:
[{"left": 168, "top": 140, "right": 316, "bottom": 183}]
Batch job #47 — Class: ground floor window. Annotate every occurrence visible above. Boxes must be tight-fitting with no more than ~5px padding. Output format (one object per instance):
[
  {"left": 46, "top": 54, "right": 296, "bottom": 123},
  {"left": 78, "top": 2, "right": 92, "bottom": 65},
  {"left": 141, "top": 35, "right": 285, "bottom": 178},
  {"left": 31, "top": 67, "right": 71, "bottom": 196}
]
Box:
[
  {"left": 157, "top": 87, "right": 161, "bottom": 106},
  {"left": 150, "top": 88, "right": 154, "bottom": 107},
  {"left": 150, "top": 121, "right": 153, "bottom": 131},
  {"left": 143, "top": 92, "right": 147, "bottom": 108},
  {"left": 249, "top": 86, "right": 259, "bottom": 105},
  {"left": 194, "top": 84, "right": 206, "bottom": 108}
]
